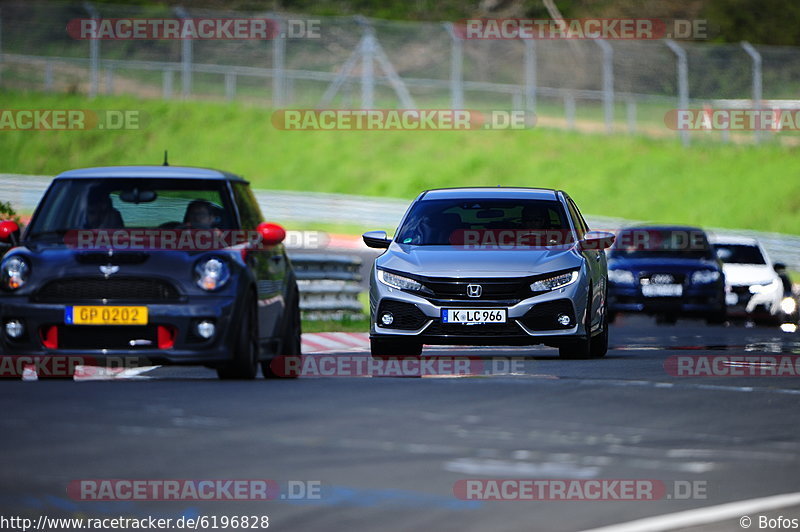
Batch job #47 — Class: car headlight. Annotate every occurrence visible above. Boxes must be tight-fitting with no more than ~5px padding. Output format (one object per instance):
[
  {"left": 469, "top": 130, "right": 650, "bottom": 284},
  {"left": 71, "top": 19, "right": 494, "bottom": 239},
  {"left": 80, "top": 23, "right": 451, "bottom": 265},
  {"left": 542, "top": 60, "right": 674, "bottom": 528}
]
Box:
[
  {"left": 691, "top": 270, "right": 720, "bottom": 284},
  {"left": 608, "top": 269, "right": 635, "bottom": 285},
  {"left": 1, "top": 256, "right": 29, "bottom": 290},
  {"left": 780, "top": 297, "right": 797, "bottom": 314},
  {"left": 530, "top": 270, "right": 579, "bottom": 292},
  {"left": 377, "top": 270, "right": 428, "bottom": 292},
  {"left": 749, "top": 278, "right": 781, "bottom": 294},
  {"left": 194, "top": 257, "right": 230, "bottom": 291}
]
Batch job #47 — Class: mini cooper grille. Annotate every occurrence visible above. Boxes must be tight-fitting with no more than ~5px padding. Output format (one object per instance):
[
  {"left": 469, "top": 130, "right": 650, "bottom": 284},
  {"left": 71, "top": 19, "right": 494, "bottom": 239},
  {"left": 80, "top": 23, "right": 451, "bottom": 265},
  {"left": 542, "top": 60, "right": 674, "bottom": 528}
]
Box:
[
  {"left": 35, "top": 277, "right": 180, "bottom": 302},
  {"left": 520, "top": 299, "right": 576, "bottom": 330},
  {"left": 57, "top": 325, "right": 157, "bottom": 349},
  {"left": 424, "top": 321, "right": 523, "bottom": 336},
  {"left": 376, "top": 300, "right": 429, "bottom": 330}
]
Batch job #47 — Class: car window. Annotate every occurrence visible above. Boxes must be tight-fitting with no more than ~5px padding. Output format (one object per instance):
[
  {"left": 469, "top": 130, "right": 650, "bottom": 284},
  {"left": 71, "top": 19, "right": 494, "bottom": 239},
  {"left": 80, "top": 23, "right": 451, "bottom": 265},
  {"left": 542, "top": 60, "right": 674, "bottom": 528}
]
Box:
[
  {"left": 232, "top": 182, "right": 264, "bottom": 231},
  {"left": 395, "top": 198, "right": 571, "bottom": 246},
  {"left": 25, "top": 178, "right": 236, "bottom": 238},
  {"left": 714, "top": 244, "right": 767, "bottom": 265},
  {"left": 610, "top": 228, "right": 714, "bottom": 259}
]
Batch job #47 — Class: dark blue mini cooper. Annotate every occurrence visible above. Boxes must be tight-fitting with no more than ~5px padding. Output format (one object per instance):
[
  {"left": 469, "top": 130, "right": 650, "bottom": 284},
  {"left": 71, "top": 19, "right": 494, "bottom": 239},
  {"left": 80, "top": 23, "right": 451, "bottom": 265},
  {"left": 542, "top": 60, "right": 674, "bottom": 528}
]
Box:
[{"left": 0, "top": 166, "right": 301, "bottom": 379}]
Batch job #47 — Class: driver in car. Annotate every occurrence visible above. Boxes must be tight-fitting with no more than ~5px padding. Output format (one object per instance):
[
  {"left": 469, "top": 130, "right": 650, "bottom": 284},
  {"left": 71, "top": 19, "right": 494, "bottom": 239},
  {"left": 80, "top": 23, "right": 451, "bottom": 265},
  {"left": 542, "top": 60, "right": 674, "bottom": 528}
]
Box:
[{"left": 184, "top": 200, "right": 216, "bottom": 229}]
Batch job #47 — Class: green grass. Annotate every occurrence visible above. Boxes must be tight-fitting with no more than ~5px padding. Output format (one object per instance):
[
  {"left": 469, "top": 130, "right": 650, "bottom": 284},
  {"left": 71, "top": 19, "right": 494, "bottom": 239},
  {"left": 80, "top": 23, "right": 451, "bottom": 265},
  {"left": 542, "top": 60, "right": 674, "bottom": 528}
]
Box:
[{"left": 2, "top": 90, "right": 800, "bottom": 235}]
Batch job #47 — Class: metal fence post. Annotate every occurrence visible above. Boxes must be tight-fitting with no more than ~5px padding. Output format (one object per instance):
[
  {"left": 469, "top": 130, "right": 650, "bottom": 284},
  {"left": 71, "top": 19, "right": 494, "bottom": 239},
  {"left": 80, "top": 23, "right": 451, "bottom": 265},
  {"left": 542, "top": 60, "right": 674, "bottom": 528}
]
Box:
[
  {"left": 162, "top": 69, "right": 173, "bottom": 99},
  {"left": 626, "top": 98, "right": 636, "bottom": 134},
  {"left": 444, "top": 23, "right": 464, "bottom": 110},
  {"left": 225, "top": 72, "right": 236, "bottom": 101},
  {"left": 565, "top": 91, "right": 575, "bottom": 129},
  {"left": 359, "top": 19, "right": 375, "bottom": 109},
  {"left": 83, "top": 2, "right": 99, "bottom": 98},
  {"left": 665, "top": 39, "right": 689, "bottom": 147},
  {"left": 524, "top": 39, "right": 537, "bottom": 113},
  {"left": 272, "top": 15, "right": 286, "bottom": 108},
  {"left": 594, "top": 39, "right": 614, "bottom": 133},
  {"left": 741, "top": 41, "right": 763, "bottom": 144},
  {"left": 105, "top": 67, "right": 114, "bottom": 94},
  {"left": 174, "top": 7, "right": 192, "bottom": 99}
]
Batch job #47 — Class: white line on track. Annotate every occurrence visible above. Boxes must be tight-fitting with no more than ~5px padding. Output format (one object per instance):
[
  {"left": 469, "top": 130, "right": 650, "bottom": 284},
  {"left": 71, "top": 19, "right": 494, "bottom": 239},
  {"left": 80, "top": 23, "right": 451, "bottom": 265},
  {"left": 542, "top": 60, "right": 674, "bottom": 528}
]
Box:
[{"left": 579, "top": 491, "right": 800, "bottom": 532}]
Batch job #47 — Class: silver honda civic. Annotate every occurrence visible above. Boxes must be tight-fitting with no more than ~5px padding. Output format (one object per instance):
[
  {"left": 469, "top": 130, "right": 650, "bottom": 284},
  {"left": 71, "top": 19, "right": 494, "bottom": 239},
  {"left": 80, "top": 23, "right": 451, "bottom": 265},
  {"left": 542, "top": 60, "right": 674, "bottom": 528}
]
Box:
[{"left": 362, "top": 187, "right": 616, "bottom": 359}]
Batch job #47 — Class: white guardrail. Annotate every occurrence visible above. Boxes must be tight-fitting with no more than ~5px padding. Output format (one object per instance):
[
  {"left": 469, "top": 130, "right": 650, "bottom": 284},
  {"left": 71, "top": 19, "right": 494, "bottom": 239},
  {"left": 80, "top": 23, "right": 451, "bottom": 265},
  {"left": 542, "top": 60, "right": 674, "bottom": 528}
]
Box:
[{"left": 2, "top": 173, "right": 800, "bottom": 271}]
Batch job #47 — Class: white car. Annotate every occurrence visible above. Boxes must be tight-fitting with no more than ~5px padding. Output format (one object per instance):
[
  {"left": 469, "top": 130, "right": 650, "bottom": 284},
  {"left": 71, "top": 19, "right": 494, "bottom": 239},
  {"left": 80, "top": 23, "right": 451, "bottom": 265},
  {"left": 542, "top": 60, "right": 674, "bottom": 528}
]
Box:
[{"left": 710, "top": 235, "right": 784, "bottom": 321}]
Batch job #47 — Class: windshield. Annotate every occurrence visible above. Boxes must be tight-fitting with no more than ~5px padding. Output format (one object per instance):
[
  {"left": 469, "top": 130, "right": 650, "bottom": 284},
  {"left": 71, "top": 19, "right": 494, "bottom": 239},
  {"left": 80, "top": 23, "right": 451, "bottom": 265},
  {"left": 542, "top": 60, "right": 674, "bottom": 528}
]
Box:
[
  {"left": 714, "top": 243, "right": 767, "bottom": 265},
  {"left": 26, "top": 178, "right": 236, "bottom": 241},
  {"left": 394, "top": 198, "right": 572, "bottom": 246},
  {"left": 609, "top": 229, "right": 714, "bottom": 260}
]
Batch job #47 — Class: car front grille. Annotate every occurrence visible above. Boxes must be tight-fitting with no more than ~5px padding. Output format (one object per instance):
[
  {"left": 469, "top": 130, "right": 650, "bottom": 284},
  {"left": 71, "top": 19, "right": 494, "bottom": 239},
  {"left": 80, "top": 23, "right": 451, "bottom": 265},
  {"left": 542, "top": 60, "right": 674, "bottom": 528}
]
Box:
[
  {"left": 35, "top": 277, "right": 180, "bottom": 302},
  {"left": 416, "top": 276, "right": 535, "bottom": 303},
  {"left": 55, "top": 325, "right": 158, "bottom": 349},
  {"left": 423, "top": 321, "right": 524, "bottom": 336}
]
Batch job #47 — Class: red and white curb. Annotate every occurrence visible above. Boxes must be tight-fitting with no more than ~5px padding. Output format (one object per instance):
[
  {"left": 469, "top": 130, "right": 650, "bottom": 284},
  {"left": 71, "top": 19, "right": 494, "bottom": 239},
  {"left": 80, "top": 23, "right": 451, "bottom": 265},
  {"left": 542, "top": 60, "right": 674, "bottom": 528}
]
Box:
[{"left": 302, "top": 332, "right": 370, "bottom": 353}]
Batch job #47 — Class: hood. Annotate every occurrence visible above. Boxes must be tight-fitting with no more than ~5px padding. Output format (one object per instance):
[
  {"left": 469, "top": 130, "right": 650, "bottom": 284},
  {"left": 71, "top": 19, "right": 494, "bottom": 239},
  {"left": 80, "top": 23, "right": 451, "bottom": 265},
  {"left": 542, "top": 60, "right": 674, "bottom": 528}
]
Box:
[
  {"left": 608, "top": 256, "right": 720, "bottom": 272},
  {"left": 721, "top": 263, "right": 778, "bottom": 287},
  {"left": 377, "top": 244, "right": 583, "bottom": 277}
]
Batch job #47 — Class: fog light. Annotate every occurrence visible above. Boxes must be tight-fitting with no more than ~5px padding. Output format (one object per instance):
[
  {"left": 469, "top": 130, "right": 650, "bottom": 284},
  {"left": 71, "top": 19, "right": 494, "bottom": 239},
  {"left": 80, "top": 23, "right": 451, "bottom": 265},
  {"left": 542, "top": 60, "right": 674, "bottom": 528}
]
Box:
[
  {"left": 196, "top": 320, "right": 216, "bottom": 339},
  {"left": 380, "top": 312, "right": 394, "bottom": 326},
  {"left": 5, "top": 320, "right": 23, "bottom": 339},
  {"left": 556, "top": 314, "right": 571, "bottom": 326}
]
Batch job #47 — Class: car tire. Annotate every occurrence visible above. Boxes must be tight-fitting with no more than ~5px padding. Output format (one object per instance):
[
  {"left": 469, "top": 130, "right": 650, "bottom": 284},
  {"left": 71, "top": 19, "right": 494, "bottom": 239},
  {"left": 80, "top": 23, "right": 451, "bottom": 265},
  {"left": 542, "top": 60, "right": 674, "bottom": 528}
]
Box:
[
  {"left": 559, "top": 292, "right": 592, "bottom": 360},
  {"left": 370, "top": 337, "right": 423, "bottom": 358},
  {"left": 705, "top": 308, "right": 727, "bottom": 325},
  {"left": 217, "top": 293, "right": 258, "bottom": 380},
  {"left": 590, "top": 301, "right": 609, "bottom": 358},
  {"left": 263, "top": 280, "right": 302, "bottom": 379}
]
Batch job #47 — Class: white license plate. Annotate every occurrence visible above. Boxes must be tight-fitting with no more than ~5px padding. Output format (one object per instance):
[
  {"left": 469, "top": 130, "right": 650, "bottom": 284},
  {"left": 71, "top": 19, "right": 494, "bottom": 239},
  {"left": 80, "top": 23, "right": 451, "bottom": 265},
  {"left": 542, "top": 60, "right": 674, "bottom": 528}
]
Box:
[
  {"left": 441, "top": 308, "right": 507, "bottom": 324},
  {"left": 642, "top": 284, "right": 683, "bottom": 297}
]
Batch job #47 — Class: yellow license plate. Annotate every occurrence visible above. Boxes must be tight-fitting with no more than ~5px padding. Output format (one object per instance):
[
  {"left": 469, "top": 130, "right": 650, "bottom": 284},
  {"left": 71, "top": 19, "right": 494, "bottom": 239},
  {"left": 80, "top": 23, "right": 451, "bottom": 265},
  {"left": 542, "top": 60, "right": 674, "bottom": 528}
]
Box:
[{"left": 66, "top": 306, "right": 148, "bottom": 326}]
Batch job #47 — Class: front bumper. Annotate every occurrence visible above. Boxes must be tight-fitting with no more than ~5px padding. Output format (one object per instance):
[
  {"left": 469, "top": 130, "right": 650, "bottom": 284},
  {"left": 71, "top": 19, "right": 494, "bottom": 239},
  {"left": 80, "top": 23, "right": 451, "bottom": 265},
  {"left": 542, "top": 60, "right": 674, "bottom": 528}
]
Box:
[
  {"left": 369, "top": 271, "right": 591, "bottom": 347},
  {"left": 0, "top": 296, "right": 240, "bottom": 365},
  {"left": 608, "top": 283, "right": 724, "bottom": 316}
]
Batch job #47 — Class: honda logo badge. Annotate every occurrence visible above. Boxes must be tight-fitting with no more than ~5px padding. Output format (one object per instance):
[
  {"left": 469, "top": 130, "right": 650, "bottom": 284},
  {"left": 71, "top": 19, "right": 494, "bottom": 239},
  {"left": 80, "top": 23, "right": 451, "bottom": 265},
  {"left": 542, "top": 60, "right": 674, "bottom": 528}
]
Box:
[{"left": 466, "top": 284, "right": 482, "bottom": 298}]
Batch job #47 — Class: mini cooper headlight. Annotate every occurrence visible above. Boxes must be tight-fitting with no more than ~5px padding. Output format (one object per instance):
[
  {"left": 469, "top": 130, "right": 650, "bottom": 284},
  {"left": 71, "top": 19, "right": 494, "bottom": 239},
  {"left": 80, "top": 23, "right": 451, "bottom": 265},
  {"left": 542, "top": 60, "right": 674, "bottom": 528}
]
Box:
[
  {"left": 607, "top": 269, "right": 635, "bottom": 285},
  {"left": 1, "top": 256, "right": 29, "bottom": 290},
  {"left": 691, "top": 270, "right": 720, "bottom": 284},
  {"left": 530, "top": 270, "right": 579, "bottom": 292},
  {"left": 377, "top": 270, "right": 427, "bottom": 292},
  {"left": 195, "top": 257, "right": 230, "bottom": 291}
]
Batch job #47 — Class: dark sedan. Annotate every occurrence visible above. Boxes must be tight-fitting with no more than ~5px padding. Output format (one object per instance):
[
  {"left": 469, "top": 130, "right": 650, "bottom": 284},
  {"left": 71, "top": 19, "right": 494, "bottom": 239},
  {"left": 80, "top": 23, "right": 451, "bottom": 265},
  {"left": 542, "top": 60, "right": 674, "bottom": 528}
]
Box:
[{"left": 607, "top": 225, "right": 726, "bottom": 325}]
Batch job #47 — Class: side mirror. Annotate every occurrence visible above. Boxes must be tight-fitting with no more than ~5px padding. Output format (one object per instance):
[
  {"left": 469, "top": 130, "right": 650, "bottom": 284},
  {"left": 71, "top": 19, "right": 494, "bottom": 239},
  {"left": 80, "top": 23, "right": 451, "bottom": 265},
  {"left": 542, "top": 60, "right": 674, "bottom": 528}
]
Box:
[
  {"left": 774, "top": 262, "right": 787, "bottom": 273},
  {"left": 579, "top": 231, "right": 616, "bottom": 251},
  {"left": 257, "top": 222, "right": 286, "bottom": 246},
  {"left": 362, "top": 230, "right": 391, "bottom": 249},
  {"left": 0, "top": 220, "right": 20, "bottom": 245}
]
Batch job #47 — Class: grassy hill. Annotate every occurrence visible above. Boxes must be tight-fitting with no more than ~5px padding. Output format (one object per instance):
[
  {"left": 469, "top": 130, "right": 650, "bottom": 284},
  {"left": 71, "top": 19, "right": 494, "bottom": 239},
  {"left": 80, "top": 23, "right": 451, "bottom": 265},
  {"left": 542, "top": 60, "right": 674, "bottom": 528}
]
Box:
[{"left": 1, "top": 90, "right": 799, "bottom": 235}]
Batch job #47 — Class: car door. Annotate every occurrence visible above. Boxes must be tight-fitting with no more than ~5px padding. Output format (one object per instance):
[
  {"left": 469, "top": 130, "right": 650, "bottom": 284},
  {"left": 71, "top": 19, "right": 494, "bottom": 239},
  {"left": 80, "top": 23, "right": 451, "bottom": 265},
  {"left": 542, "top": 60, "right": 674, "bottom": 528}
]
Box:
[
  {"left": 565, "top": 195, "right": 605, "bottom": 331},
  {"left": 231, "top": 182, "right": 287, "bottom": 340}
]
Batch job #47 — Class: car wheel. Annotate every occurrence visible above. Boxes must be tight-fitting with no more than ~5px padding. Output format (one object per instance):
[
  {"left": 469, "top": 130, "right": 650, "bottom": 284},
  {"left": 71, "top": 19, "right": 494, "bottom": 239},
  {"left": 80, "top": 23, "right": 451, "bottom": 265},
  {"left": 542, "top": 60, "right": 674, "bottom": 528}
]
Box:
[
  {"left": 263, "top": 280, "right": 302, "bottom": 379},
  {"left": 590, "top": 301, "right": 609, "bottom": 358},
  {"left": 559, "top": 292, "right": 592, "bottom": 360},
  {"left": 705, "top": 308, "right": 727, "bottom": 325},
  {"left": 370, "top": 337, "right": 423, "bottom": 358},
  {"left": 217, "top": 293, "right": 258, "bottom": 380}
]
